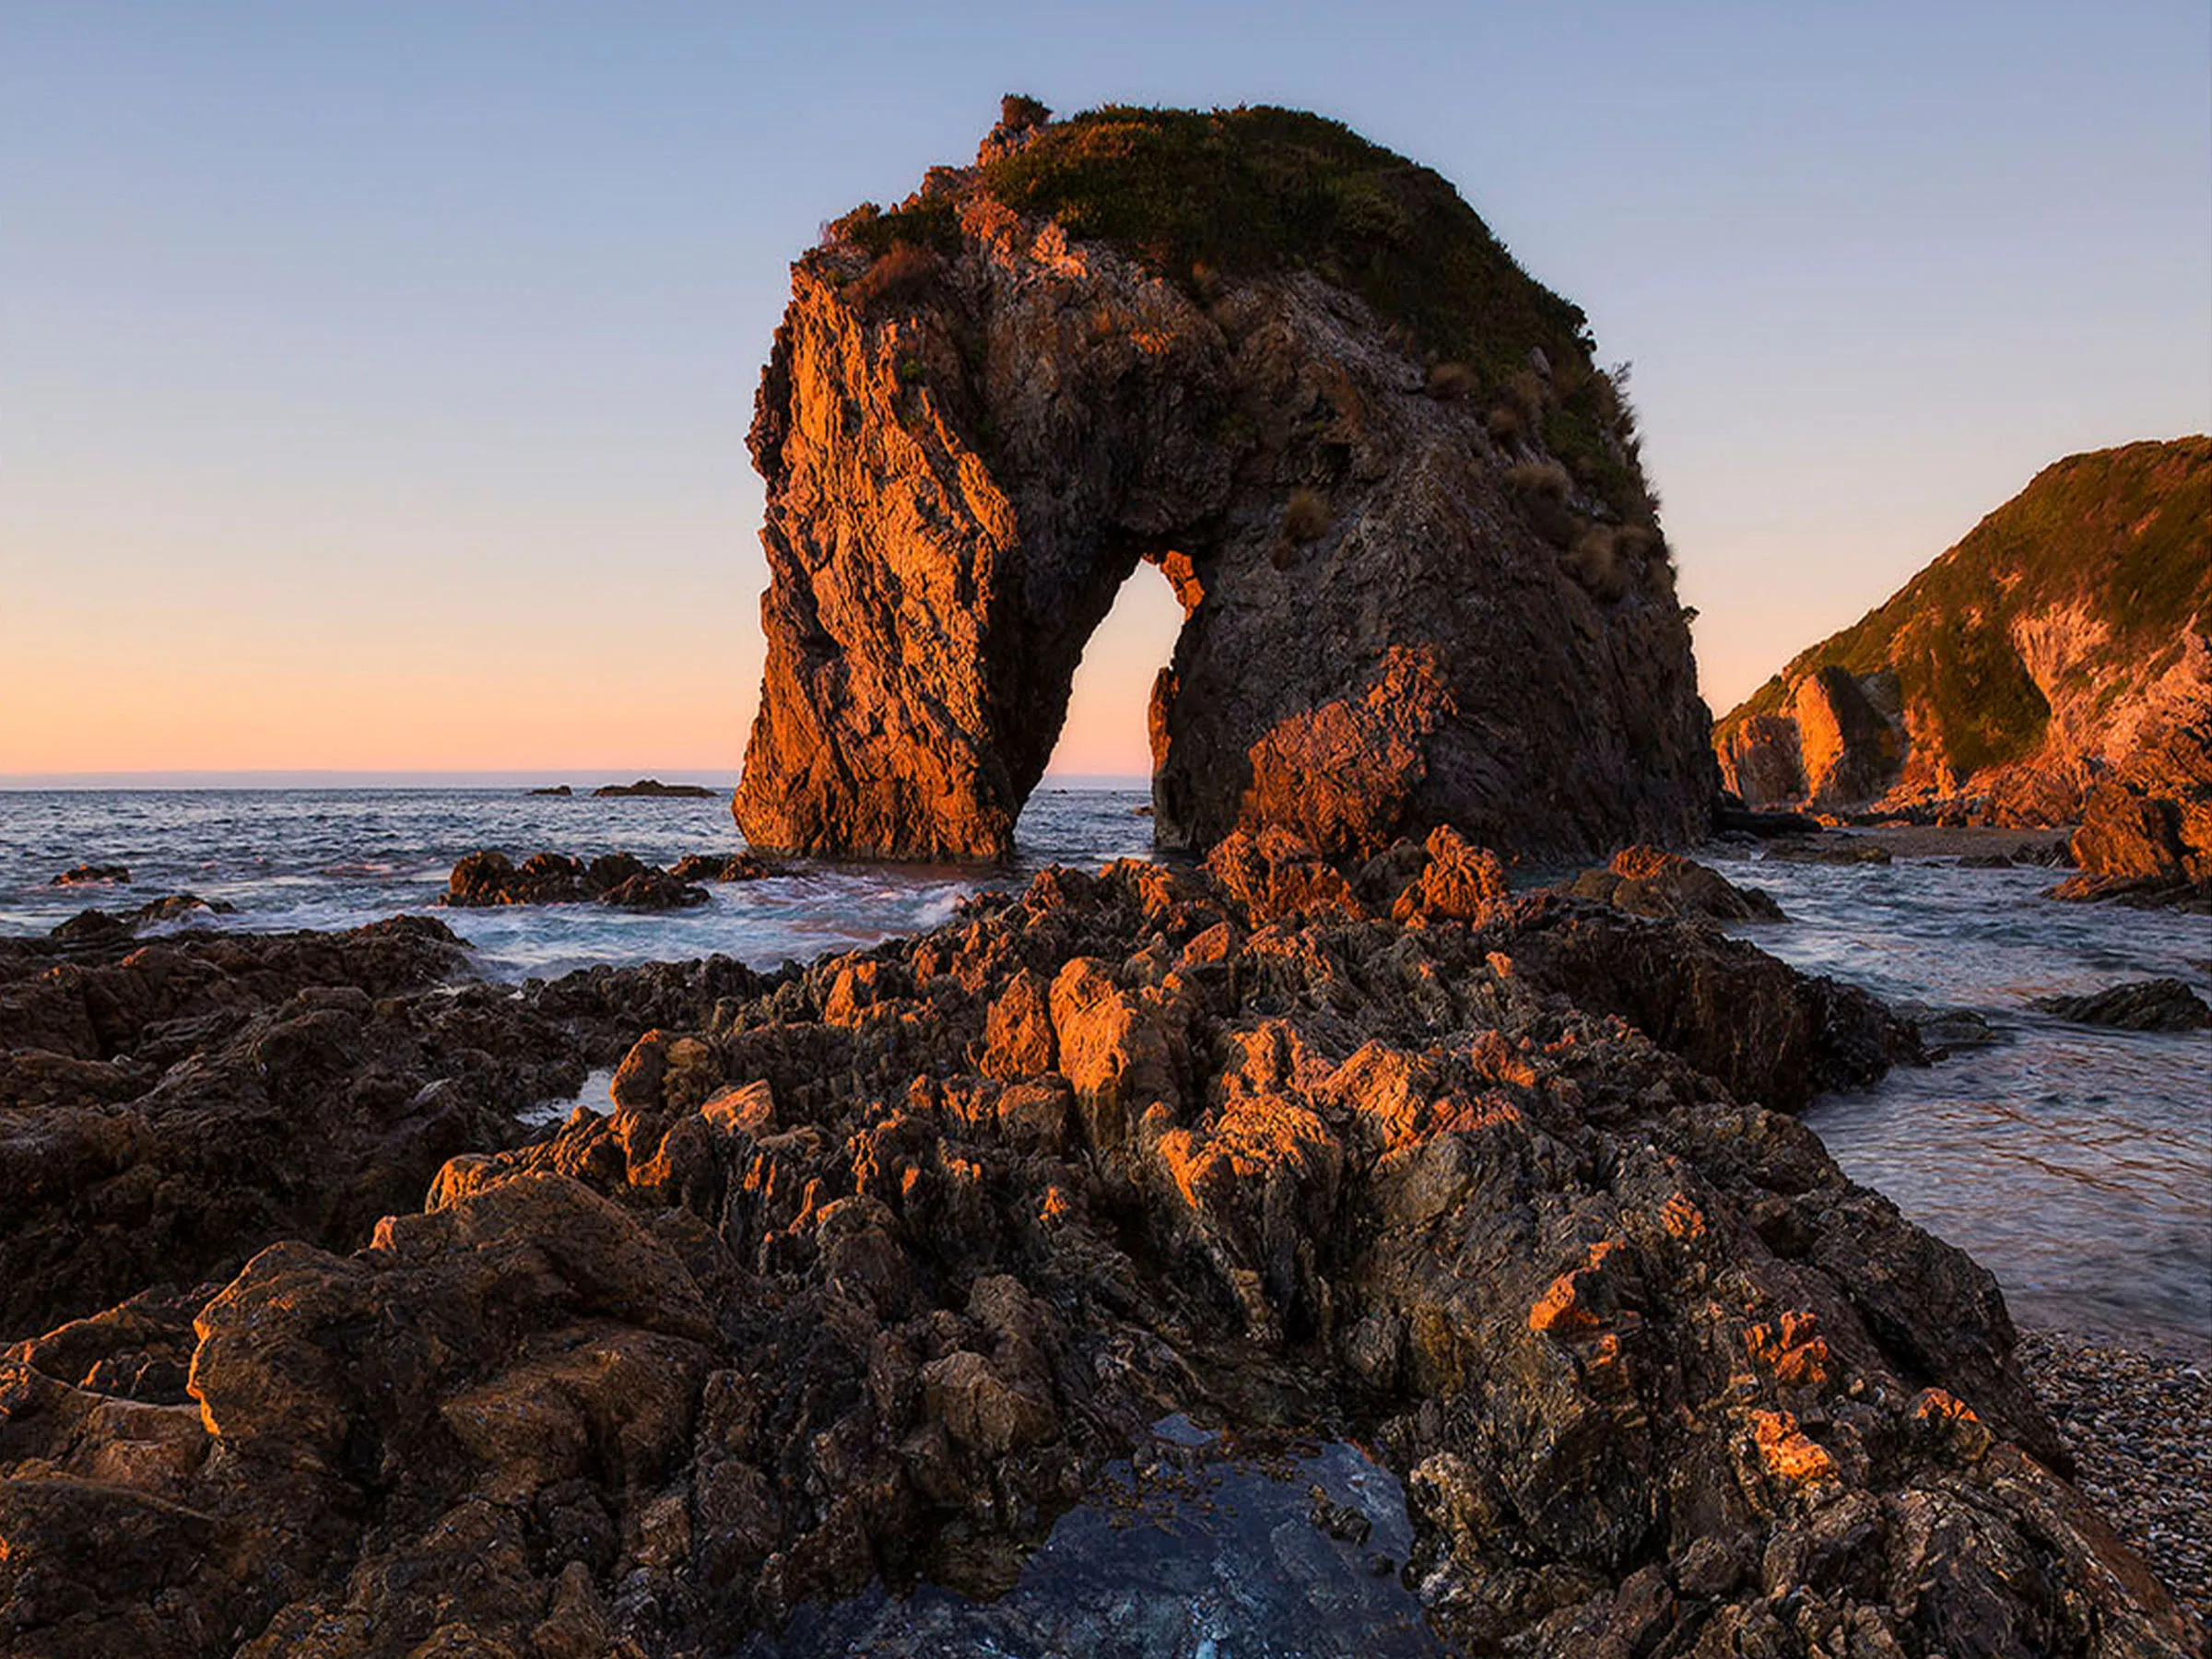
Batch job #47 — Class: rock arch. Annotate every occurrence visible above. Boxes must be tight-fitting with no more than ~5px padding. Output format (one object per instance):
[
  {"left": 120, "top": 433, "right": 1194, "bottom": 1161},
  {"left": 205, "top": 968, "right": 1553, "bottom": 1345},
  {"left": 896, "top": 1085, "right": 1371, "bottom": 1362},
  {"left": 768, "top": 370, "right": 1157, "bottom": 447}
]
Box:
[{"left": 735, "top": 112, "right": 1714, "bottom": 863}]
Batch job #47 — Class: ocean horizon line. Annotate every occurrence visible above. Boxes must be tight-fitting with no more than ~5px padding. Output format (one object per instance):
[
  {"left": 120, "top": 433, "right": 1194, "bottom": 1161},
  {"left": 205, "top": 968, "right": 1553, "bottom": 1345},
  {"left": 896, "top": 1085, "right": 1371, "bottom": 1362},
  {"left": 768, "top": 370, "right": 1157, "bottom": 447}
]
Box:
[{"left": 0, "top": 769, "right": 1152, "bottom": 792}]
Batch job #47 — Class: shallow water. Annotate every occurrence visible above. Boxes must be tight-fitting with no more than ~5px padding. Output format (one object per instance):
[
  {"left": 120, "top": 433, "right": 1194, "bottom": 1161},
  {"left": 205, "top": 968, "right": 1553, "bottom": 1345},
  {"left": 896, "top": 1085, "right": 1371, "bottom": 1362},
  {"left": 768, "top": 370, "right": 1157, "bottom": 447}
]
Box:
[
  {"left": 736, "top": 1418, "right": 1433, "bottom": 1659},
  {"left": 1706, "top": 842, "right": 2212, "bottom": 1353},
  {"left": 1, "top": 788, "right": 2205, "bottom": 1350}
]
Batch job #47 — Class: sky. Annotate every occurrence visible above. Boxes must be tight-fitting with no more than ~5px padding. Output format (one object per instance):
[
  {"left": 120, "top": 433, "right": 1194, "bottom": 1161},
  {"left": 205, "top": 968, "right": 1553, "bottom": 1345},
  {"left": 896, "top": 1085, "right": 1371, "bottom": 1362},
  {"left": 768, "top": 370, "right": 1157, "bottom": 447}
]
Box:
[{"left": 4, "top": 1, "right": 2207, "bottom": 781}]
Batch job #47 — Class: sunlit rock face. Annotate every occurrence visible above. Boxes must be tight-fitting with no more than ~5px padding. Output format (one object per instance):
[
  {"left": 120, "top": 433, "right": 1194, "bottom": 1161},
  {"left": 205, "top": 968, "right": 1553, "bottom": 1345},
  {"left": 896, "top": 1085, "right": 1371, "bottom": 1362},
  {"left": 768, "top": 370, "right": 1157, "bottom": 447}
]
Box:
[
  {"left": 1714, "top": 437, "right": 2212, "bottom": 825},
  {"left": 735, "top": 103, "right": 1714, "bottom": 862}
]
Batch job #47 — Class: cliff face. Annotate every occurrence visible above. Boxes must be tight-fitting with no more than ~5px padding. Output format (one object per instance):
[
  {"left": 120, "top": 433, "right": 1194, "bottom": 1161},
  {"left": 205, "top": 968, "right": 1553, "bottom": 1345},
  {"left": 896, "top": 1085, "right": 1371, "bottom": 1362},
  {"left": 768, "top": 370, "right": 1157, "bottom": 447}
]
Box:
[
  {"left": 1714, "top": 438, "right": 2212, "bottom": 824},
  {"left": 736, "top": 103, "right": 1713, "bottom": 861}
]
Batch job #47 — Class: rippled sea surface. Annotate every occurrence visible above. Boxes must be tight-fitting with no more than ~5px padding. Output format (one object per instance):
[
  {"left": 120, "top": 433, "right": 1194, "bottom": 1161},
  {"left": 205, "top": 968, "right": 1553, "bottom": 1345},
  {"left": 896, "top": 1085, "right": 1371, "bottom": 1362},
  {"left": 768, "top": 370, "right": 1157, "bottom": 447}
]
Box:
[
  {"left": 1, "top": 790, "right": 2205, "bottom": 1350},
  {"left": 1706, "top": 842, "right": 2211, "bottom": 1353},
  {"left": 0, "top": 783, "right": 1162, "bottom": 978}
]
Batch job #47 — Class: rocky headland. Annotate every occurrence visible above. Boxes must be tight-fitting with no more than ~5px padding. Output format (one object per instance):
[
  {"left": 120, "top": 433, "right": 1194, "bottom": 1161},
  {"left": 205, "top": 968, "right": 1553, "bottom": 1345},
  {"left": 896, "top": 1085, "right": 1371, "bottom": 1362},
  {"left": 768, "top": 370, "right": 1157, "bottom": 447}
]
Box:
[
  {"left": 1, "top": 830, "right": 2203, "bottom": 1656},
  {"left": 735, "top": 100, "right": 1714, "bottom": 863},
  {"left": 1713, "top": 438, "right": 2210, "bottom": 831}
]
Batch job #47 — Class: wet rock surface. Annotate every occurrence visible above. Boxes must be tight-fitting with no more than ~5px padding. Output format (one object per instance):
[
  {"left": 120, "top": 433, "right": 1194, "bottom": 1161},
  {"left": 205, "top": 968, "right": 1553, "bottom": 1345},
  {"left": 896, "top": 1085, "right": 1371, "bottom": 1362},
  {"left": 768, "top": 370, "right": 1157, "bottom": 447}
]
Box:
[
  {"left": 440, "top": 850, "right": 711, "bottom": 910},
  {"left": 1563, "top": 844, "right": 1786, "bottom": 922},
  {"left": 667, "top": 853, "right": 782, "bottom": 884},
  {"left": 47, "top": 865, "right": 129, "bottom": 888},
  {"left": 0, "top": 914, "right": 762, "bottom": 1340},
  {"left": 2029, "top": 978, "right": 2212, "bottom": 1032},
  {"left": 0, "top": 832, "right": 2196, "bottom": 1657},
  {"left": 736, "top": 105, "right": 1712, "bottom": 863}
]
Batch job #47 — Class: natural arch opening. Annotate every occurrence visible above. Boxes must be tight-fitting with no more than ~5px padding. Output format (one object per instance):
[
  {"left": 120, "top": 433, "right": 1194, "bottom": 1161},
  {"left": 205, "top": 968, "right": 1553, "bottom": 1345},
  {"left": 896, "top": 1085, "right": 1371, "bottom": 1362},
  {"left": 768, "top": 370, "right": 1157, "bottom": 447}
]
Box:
[{"left": 1018, "top": 559, "right": 1187, "bottom": 848}]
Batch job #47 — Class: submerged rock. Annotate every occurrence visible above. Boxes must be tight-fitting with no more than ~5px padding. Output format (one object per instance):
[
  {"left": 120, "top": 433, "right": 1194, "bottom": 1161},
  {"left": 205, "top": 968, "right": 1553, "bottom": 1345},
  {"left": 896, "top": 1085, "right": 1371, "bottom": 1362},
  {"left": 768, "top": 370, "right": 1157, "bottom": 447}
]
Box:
[
  {"left": 48, "top": 863, "right": 129, "bottom": 887},
  {"left": 0, "top": 833, "right": 2193, "bottom": 1657},
  {"left": 735, "top": 102, "right": 1712, "bottom": 863},
  {"left": 46, "top": 893, "right": 238, "bottom": 945},
  {"left": 668, "top": 852, "right": 783, "bottom": 883}
]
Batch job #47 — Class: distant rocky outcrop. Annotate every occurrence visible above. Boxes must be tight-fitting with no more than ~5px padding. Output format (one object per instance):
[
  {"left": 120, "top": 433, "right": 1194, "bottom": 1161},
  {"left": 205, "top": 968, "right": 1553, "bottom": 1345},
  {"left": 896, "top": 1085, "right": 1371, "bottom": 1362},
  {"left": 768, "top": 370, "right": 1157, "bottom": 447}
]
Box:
[
  {"left": 594, "top": 778, "right": 718, "bottom": 798},
  {"left": 1715, "top": 438, "right": 2211, "bottom": 825},
  {"left": 736, "top": 102, "right": 1713, "bottom": 862}
]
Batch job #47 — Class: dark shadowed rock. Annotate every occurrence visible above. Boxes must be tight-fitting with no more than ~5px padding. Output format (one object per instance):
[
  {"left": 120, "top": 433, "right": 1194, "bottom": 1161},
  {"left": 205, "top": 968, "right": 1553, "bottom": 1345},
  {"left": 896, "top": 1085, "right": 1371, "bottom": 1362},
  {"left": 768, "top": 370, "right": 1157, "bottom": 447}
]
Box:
[
  {"left": 735, "top": 104, "right": 1713, "bottom": 863},
  {"left": 594, "top": 778, "right": 719, "bottom": 798},
  {"left": 0, "top": 916, "right": 765, "bottom": 1340},
  {"left": 439, "top": 850, "right": 708, "bottom": 910},
  {"left": 2030, "top": 979, "right": 2212, "bottom": 1032}
]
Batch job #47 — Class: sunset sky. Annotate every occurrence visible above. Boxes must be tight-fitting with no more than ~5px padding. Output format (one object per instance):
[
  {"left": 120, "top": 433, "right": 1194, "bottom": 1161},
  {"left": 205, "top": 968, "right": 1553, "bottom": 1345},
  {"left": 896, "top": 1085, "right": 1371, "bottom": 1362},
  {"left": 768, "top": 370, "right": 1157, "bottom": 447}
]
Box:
[{"left": 5, "top": 1, "right": 2207, "bottom": 782}]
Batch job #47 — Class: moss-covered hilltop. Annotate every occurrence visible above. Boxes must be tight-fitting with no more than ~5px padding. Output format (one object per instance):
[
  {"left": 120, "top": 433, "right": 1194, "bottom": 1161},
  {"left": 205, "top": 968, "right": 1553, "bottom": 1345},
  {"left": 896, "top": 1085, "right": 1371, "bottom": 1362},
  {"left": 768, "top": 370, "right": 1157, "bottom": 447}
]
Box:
[
  {"left": 824, "top": 99, "right": 1655, "bottom": 528},
  {"left": 1716, "top": 437, "right": 2211, "bottom": 823}
]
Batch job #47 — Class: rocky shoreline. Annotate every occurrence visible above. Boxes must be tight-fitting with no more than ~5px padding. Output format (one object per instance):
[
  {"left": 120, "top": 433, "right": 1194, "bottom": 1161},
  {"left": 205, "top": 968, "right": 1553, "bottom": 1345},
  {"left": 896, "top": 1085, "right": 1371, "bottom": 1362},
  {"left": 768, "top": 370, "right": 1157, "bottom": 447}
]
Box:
[
  {"left": 1, "top": 830, "right": 2204, "bottom": 1656},
  {"left": 2019, "top": 1328, "right": 2212, "bottom": 1631}
]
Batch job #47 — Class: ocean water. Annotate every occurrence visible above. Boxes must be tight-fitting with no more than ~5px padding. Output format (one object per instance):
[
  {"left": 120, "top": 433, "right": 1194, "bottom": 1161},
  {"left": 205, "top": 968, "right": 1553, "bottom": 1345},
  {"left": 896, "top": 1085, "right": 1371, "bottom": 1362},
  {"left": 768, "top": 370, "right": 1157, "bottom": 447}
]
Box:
[
  {"left": 2, "top": 788, "right": 2206, "bottom": 1350},
  {"left": 0, "top": 784, "right": 1161, "bottom": 978},
  {"left": 1701, "top": 846, "right": 2212, "bottom": 1353}
]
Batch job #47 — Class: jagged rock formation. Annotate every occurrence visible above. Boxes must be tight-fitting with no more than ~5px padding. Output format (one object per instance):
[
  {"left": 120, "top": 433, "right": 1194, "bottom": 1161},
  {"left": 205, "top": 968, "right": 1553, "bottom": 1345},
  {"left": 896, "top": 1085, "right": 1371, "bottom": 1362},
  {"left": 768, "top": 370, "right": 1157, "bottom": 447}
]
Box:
[
  {"left": 441, "top": 850, "right": 709, "bottom": 911},
  {"left": 736, "top": 102, "right": 1712, "bottom": 862},
  {"left": 1715, "top": 438, "right": 2211, "bottom": 823},
  {"left": 2051, "top": 693, "right": 2212, "bottom": 908},
  {"left": 2, "top": 838, "right": 2198, "bottom": 1656},
  {"left": 0, "top": 914, "right": 759, "bottom": 1339}
]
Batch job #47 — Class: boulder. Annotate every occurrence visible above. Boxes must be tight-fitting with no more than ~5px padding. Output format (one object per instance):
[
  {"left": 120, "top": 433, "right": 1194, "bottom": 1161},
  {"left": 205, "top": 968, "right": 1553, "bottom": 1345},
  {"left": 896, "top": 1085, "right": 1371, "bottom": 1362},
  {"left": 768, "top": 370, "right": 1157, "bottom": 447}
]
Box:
[
  {"left": 438, "top": 850, "right": 708, "bottom": 910},
  {"left": 2066, "top": 711, "right": 2212, "bottom": 905},
  {"left": 2030, "top": 979, "right": 2212, "bottom": 1032},
  {"left": 1565, "top": 844, "right": 1785, "bottom": 921}
]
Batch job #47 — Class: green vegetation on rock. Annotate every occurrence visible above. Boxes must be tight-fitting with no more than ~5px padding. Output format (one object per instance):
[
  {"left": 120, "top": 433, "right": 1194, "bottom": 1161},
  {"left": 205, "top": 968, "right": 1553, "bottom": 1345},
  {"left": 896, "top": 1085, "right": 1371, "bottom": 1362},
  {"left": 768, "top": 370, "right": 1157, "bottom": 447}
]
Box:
[
  {"left": 1721, "top": 437, "right": 2211, "bottom": 777},
  {"left": 835, "top": 103, "right": 1650, "bottom": 523}
]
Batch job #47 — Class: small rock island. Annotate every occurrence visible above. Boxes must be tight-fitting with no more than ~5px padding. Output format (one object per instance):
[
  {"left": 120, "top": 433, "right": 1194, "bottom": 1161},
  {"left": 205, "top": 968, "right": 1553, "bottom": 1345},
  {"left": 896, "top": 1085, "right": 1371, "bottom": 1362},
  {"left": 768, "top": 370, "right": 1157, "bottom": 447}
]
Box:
[{"left": 736, "top": 101, "right": 1714, "bottom": 863}]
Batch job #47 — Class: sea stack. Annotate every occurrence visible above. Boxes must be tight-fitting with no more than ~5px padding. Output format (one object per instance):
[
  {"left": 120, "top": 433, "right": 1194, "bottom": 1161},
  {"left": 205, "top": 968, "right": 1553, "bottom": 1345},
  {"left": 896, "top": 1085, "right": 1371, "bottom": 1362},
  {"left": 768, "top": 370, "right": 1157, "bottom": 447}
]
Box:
[{"left": 735, "top": 100, "right": 1714, "bottom": 861}]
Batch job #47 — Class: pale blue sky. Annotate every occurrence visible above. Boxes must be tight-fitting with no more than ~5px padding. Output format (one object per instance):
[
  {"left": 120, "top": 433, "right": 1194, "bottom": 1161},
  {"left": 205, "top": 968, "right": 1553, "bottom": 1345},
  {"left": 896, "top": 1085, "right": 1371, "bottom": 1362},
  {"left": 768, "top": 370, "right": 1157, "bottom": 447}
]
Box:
[{"left": 4, "top": 2, "right": 2206, "bottom": 773}]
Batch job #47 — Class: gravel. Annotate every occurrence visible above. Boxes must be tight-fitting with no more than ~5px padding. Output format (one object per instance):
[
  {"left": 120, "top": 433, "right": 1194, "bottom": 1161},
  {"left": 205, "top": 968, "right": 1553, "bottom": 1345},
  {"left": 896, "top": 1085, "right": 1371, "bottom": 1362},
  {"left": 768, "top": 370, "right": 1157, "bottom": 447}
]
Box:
[{"left": 2018, "top": 1325, "right": 2212, "bottom": 1630}]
